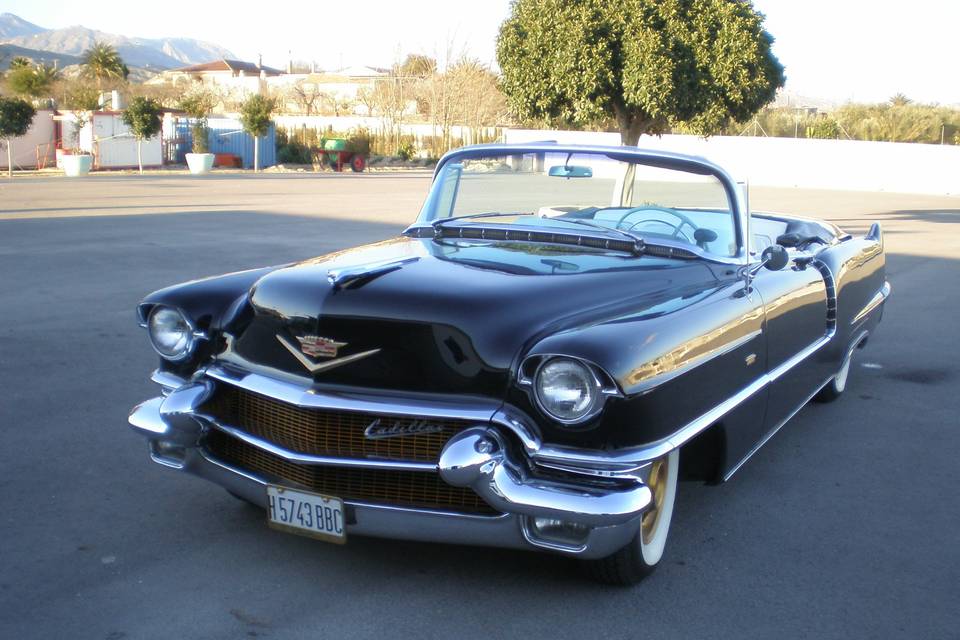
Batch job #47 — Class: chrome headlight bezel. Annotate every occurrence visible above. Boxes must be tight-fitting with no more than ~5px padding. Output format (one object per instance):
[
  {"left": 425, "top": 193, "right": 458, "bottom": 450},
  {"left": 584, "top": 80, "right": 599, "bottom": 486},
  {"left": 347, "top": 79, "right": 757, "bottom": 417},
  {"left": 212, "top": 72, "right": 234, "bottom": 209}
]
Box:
[
  {"left": 145, "top": 305, "right": 199, "bottom": 362},
  {"left": 523, "top": 355, "right": 620, "bottom": 426}
]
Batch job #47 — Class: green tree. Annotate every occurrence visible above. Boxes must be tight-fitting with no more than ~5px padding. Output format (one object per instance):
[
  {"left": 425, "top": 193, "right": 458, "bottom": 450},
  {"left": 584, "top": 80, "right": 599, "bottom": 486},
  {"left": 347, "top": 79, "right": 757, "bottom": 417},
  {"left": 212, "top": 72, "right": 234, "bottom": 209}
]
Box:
[
  {"left": 121, "top": 96, "right": 162, "bottom": 174},
  {"left": 82, "top": 41, "right": 128, "bottom": 90},
  {"left": 7, "top": 62, "right": 59, "bottom": 99},
  {"left": 179, "top": 89, "right": 216, "bottom": 153},
  {"left": 9, "top": 56, "right": 31, "bottom": 69},
  {"left": 0, "top": 96, "right": 36, "bottom": 177},
  {"left": 239, "top": 93, "right": 275, "bottom": 172},
  {"left": 497, "top": 0, "right": 785, "bottom": 145}
]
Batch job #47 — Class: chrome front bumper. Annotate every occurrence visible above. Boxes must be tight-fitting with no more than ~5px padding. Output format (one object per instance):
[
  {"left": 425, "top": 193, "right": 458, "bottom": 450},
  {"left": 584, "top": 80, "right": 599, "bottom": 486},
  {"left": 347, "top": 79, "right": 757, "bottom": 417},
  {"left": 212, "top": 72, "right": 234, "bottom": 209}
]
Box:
[{"left": 128, "top": 372, "right": 653, "bottom": 558}]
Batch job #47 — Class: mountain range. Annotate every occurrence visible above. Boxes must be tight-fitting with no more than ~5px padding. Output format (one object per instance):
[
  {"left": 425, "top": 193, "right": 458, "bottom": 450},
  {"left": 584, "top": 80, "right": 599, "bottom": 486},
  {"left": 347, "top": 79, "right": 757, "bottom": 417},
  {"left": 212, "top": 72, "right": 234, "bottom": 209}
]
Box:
[{"left": 0, "top": 12, "right": 234, "bottom": 71}]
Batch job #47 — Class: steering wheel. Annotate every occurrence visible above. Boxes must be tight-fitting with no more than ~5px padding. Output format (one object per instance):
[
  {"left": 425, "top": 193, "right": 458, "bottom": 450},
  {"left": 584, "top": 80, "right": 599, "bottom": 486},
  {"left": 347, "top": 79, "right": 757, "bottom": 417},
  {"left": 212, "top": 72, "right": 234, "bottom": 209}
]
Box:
[{"left": 616, "top": 206, "right": 701, "bottom": 243}]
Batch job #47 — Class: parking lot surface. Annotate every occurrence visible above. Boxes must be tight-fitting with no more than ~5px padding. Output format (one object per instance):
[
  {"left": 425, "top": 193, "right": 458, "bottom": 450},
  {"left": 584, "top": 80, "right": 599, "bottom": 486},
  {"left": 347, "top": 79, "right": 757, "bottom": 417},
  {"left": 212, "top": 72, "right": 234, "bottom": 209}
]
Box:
[{"left": 1, "top": 173, "right": 958, "bottom": 639}]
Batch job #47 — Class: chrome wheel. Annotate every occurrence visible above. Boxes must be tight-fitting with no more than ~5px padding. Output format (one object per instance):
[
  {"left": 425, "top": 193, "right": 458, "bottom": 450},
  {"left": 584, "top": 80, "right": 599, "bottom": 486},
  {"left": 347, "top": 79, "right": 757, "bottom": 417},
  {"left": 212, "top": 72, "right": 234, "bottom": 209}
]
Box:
[{"left": 641, "top": 456, "right": 669, "bottom": 545}]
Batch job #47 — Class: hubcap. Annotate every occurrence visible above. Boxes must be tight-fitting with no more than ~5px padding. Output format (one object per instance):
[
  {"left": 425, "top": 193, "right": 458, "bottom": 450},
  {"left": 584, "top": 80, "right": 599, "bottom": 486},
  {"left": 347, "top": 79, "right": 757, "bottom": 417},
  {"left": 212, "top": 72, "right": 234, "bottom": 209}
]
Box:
[{"left": 641, "top": 456, "right": 669, "bottom": 545}]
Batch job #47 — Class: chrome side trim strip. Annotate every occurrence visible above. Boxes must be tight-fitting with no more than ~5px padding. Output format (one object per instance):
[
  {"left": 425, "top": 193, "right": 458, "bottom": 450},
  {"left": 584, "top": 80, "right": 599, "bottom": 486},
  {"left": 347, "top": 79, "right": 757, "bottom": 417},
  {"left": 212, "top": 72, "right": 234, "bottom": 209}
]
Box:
[
  {"left": 851, "top": 281, "right": 891, "bottom": 326},
  {"left": 533, "top": 333, "right": 833, "bottom": 470},
  {"left": 722, "top": 327, "right": 869, "bottom": 481},
  {"left": 722, "top": 377, "right": 831, "bottom": 481},
  {"left": 208, "top": 421, "right": 438, "bottom": 472}
]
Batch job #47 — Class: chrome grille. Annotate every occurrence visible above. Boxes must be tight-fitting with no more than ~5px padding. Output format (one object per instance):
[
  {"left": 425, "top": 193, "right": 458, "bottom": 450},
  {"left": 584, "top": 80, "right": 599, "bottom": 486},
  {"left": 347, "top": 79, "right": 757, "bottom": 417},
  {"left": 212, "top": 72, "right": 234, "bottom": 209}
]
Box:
[
  {"left": 206, "top": 430, "right": 498, "bottom": 515},
  {"left": 202, "top": 385, "right": 472, "bottom": 463}
]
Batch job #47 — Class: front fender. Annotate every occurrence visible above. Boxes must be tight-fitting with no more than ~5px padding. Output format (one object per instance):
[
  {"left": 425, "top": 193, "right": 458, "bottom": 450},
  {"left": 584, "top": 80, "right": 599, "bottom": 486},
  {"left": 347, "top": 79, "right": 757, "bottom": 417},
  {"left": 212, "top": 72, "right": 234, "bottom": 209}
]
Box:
[{"left": 514, "top": 279, "right": 766, "bottom": 449}]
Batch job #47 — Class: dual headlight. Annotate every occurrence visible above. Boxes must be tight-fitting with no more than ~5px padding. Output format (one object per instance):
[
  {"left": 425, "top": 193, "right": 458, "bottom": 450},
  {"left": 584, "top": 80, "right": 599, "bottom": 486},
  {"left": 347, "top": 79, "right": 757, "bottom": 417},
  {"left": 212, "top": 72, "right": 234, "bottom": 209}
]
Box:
[
  {"left": 146, "top": 305, "right": 198, "bottom": 361},
  {"left": 533, "top": 357, "right": 607, "bottom": 424}
]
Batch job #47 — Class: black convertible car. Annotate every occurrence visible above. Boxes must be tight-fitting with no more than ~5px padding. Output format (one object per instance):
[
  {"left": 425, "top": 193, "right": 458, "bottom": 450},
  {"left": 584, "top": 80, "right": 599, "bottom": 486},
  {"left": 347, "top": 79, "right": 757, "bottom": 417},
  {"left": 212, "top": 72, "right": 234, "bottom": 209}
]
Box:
[{"left": 129, "top": 143, "right": 889, "bottom": 584}]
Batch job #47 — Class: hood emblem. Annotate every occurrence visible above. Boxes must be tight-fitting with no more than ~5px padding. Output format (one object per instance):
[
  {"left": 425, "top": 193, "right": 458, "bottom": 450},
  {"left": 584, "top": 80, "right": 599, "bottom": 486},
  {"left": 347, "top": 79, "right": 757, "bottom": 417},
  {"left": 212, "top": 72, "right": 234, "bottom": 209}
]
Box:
[
  {"left": 297, "top": 335, "right": 346, "bottom": 359},
  {"left": 277, "top": 334, "right": 380, "bottom": 374},
  {"left": 364, "top": 418, "right": 445, "bottom": 440}
]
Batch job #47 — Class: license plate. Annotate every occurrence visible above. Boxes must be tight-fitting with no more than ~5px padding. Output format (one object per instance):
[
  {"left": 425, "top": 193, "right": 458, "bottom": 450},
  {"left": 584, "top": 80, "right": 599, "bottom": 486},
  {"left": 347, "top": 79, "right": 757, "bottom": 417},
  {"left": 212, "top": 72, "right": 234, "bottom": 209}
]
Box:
[{"left": 266, "top": 485, "right": 346, "bottom": 544}]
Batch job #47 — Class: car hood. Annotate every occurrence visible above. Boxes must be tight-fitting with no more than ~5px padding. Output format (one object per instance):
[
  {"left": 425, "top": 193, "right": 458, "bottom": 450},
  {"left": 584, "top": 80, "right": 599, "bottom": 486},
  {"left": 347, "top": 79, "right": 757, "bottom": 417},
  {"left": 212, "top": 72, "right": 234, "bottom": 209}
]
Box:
[{"left": 229, "top": 236, "right": 721, "bottom": 395}]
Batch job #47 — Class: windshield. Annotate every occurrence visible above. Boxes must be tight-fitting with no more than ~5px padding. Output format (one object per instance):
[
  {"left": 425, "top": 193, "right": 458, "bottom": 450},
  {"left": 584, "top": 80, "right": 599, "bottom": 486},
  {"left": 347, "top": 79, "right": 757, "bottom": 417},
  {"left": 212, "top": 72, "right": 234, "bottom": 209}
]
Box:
[{"left": 418, "top": 150, "right": 739, "bottom": 258}]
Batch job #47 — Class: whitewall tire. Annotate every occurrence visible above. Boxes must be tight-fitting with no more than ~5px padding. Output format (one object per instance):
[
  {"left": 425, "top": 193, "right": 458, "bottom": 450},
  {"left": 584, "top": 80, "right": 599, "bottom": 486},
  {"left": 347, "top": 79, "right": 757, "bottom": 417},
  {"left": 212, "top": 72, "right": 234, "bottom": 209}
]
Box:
[
  {"left": 584, "top": 448, "right": 679, "bottom": 584},
  {"left": 815, "top": 347, "right": 853, "bottom": 403}
]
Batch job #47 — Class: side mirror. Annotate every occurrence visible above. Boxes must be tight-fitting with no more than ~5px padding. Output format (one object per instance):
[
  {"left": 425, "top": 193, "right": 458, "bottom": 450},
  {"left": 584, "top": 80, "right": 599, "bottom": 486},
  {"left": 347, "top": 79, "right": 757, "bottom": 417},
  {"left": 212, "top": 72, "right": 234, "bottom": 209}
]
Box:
[{"left": 761, "top": 244, "right": 790, "bottom": 271}]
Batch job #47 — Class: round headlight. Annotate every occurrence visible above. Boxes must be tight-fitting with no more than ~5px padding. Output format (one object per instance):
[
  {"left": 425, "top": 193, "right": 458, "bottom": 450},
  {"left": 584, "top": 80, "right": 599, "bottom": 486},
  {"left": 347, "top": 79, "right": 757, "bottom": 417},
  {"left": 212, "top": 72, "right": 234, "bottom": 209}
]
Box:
[
  {"left": 534, "top": 358, "right": 599, "bottom": 423},
  {"left": 148, "top": 306, "right": 194, "bottom": 360}
]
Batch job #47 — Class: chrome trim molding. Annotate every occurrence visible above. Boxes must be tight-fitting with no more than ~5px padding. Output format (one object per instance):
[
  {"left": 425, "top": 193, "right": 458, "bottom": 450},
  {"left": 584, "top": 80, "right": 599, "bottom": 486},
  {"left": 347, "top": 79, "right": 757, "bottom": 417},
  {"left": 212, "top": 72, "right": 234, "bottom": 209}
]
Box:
[
  {"left": 722, "top": 376, "right": 832, "bottom": 481},
  {"left": 851, "top": 281, "right": 891, "bottom": 326},
  {"left": 150, "top": 369, "right": 188, "bottom": 391},
  {"left": 142, "top": 304, "right": 208, "bottom": 362},
  {"left": 276, "top": 334, "right": 381, "bottom": 374},
  {"left": 420, "top": 142, "right": 750, "bottom": 266},
  {"left": 192, "top": 447, "right": 637, "bottom": 558},
  {"left": 438, "top": 428, "right": 653, "bottom": 527},
  {"left": 205, "top": 365, "right": 502, "bottom": 423},
  {"left": 211, "top": 421, "right": 438, "bottom": 472},
  {"left": 540, "top": 332, "right": 836, "bottom": 471},
  {"left": 327, "top": 256, "right": 420, "bottom": 290},
  {"left": 518, "top": 355, "right": 621, "bottom": 426},
  {"left": 129, "top": 393, "right": 647, "bottom": 558}
]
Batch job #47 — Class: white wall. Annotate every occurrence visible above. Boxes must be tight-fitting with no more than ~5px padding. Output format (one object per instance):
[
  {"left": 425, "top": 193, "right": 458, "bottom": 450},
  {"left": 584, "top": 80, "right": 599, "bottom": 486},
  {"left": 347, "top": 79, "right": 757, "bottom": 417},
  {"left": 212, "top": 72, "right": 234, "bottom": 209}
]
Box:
[
  {"left": 0, "top": 109, "right": 56, "bottom": 169},
  {"left": 92, "top": 113, "right": 162, "bottom": 169},
  {"left": 504, "top": 129, "right": 960, "bottom": 196}
]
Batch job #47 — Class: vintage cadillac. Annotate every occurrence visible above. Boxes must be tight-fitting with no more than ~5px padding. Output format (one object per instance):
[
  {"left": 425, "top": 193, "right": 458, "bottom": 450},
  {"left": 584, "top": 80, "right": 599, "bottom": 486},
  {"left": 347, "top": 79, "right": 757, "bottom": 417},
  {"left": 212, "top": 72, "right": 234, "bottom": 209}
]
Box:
[{"left": 129, "top": 143, "right": 890, "bottom": 583}]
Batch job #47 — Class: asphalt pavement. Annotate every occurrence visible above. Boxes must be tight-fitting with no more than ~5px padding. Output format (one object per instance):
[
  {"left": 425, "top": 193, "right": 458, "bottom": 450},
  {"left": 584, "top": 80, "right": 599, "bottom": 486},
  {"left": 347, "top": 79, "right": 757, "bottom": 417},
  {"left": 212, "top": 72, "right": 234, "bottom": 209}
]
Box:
[{"left": 1, "top": 173, "right": 958, "bottom": 639}]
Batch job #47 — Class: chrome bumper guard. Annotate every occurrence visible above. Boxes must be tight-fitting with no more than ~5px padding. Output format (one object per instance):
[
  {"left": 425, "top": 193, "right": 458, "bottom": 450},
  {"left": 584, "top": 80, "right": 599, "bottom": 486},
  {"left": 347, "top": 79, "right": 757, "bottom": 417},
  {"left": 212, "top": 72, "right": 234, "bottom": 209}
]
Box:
[{"left": 128, "top": 375, "right": 652, "bottom": 558}]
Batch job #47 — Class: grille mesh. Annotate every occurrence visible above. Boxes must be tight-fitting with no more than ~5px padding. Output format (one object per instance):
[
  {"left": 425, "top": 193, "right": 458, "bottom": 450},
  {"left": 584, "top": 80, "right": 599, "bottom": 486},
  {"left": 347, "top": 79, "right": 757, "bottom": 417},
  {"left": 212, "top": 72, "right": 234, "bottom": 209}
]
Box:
[
  {"left": 206, "top": 429, "right": 498, "bottom": 515},
  {"left": 202, "top": 385, "right": 472, "bottom": 463}
]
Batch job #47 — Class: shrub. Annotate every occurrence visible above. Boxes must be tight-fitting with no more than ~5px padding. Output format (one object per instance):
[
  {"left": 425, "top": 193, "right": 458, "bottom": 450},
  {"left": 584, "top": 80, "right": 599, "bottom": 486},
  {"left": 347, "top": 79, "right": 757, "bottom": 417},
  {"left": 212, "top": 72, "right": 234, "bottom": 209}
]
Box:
[
  {"left": 345, "top": 127, "right": 372, "bottom": 155},
  {"left": 805, "top": 117, "right": 840, "bottom": 139},
  {"left": 277, "top": 141, "right": 312, "bottom": 164},
  {"left": 397, "top": 138, "right": 416, "bottom": 160}
]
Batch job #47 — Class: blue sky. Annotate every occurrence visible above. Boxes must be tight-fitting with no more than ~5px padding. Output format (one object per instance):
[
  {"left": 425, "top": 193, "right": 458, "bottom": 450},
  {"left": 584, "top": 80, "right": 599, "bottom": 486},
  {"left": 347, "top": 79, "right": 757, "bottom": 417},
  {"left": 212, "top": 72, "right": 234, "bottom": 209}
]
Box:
[{"left": 5, "top": 0, "right": 959, "bottom": 105}]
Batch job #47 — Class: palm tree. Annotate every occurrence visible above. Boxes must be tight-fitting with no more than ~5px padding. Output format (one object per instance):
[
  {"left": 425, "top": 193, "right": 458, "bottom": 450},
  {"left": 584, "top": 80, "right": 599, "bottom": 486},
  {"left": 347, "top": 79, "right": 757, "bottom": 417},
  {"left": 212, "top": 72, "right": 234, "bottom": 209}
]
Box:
[
  {"left": 81, "top": 41, "right": 128, "bottom": 90},
  {"left": 889, "top": 93, "right": 912, "bottom": 107}
]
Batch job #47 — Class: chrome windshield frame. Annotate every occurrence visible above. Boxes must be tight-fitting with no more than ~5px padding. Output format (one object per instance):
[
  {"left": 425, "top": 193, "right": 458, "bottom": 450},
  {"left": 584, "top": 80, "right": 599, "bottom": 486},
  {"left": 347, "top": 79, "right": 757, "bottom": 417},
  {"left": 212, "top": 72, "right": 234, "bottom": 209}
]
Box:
[{"left": 410, "top": 143, "right": 750, "bottom": 266}]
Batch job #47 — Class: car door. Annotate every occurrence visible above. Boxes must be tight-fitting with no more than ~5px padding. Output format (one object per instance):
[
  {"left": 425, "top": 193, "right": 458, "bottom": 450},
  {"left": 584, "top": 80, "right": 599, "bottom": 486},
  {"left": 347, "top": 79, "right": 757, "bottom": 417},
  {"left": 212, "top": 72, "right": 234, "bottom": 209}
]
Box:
[{"left": 752, "top": 259, "right": 832, "bottom": 434}]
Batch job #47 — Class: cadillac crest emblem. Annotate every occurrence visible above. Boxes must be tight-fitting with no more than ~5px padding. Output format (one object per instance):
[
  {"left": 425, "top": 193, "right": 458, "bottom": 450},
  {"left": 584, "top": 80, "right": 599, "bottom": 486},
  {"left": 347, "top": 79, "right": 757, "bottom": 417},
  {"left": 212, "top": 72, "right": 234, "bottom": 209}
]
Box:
[{"left": 296, "top": 335, "right": 347, "bottom": 359}]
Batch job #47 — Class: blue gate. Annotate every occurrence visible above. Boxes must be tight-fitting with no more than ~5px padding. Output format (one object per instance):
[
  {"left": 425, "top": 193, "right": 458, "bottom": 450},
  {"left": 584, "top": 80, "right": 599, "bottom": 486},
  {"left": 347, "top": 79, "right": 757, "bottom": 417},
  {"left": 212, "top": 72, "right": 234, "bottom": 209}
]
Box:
[{"left": 172, "top": 117, "right": 276, "bottom": 169}]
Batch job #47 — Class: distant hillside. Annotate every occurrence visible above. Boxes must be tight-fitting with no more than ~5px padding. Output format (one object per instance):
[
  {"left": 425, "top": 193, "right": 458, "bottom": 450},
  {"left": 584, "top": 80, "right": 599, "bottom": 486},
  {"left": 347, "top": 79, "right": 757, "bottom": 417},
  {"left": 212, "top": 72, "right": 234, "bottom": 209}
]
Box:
[
  {"left": 0, "top": 13, "right": 235, "bottom": 70},
  {"left": 0, "top": 12, "right": 45, "bottom": 39},
  {"left": 0, "top": 43, "right": 82, "bottom": 70}
]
